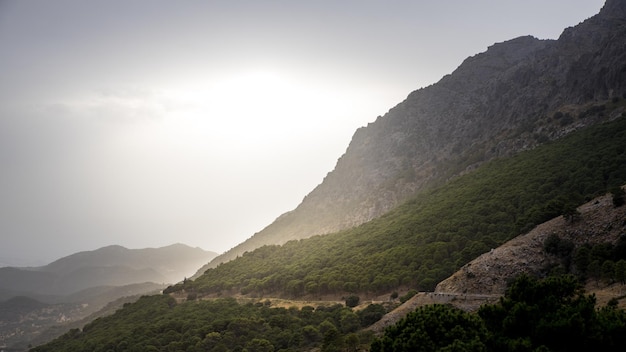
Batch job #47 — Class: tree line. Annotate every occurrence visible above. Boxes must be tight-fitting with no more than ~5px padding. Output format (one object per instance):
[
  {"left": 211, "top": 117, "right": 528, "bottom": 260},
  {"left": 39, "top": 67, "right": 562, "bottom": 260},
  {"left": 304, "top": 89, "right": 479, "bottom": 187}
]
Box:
[{"left": 31, "top": 295, "right": 389, "bottom": 352}]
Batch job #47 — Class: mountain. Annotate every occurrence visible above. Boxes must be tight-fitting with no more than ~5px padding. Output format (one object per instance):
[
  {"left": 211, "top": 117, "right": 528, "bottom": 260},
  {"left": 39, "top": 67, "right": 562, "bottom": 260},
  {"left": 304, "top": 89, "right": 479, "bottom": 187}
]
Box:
[
  {"left": 39, "top": 243, "right": 216, "bottom": 293},
  {"left": 28, "top": 1, "right": 626, "bottom": 351},
  {"left": 30, "top": 117, "right": 626, "bottom": 351},
  {"left": 0, "top": 243, "right": 216, "bottom": 298},
  {"left": 0, "top": 244, "right": 216, "bottom": 351},
  {"left": 199, "top": 0, "right": 626, "bottom": 274},
  {"left": 178, "top": 114, "right": 626, "bottom": 298},
  {"left": 30, "top": 110, "right": 626, "bottom": 350}
]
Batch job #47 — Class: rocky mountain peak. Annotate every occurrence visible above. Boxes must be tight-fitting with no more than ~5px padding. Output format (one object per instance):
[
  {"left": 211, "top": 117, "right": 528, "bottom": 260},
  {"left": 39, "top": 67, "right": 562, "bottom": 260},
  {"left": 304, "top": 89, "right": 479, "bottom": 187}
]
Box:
[
  {"left": 201, "top": 1, "right": 626, "bottom": 271},
  {"left": 439, "top": 35, "right": 547, "bottom": 92},
  {"left": 600, "top": 0, "right": 626, "bottom": 19}
]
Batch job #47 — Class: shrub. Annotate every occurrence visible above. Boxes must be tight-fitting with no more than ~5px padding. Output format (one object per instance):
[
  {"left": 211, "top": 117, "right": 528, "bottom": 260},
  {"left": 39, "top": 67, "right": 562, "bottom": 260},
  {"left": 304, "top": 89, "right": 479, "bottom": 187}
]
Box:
[
  {"left": 345, "top": 295, "right": 360, "bottom": 308},
  {"left": 399, "top": 290, "right": 417, "bottom": 304}
]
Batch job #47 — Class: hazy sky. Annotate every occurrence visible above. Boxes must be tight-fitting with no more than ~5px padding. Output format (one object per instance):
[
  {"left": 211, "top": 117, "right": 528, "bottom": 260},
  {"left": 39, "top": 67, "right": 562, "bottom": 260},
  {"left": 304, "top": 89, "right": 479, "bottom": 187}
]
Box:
[{"left": 0, "top": 0, "right": 605, "bottom": 266}]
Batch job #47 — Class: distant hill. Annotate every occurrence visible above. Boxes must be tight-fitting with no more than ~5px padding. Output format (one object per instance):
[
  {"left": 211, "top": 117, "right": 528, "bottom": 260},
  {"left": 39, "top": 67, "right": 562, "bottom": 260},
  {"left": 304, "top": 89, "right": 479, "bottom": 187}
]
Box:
[
  {"left": 198, "top": 0, "right": 626, "bottom": 273},
  {"left": 1, "top": 243, "right": 216, "bottom": 298},
  {"left": 0, "top": 243, "right": 216, "bottom": 351}
]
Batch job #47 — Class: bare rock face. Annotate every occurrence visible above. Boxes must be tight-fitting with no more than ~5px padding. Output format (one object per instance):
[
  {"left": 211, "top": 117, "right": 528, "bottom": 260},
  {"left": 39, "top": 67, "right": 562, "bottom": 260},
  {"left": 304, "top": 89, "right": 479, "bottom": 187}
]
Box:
[
  {"left": 435, "top": 190, "right": 626, "bottom": 295},
  {"left": 203, "top": 1, "right": 626, "bottom": 270}
]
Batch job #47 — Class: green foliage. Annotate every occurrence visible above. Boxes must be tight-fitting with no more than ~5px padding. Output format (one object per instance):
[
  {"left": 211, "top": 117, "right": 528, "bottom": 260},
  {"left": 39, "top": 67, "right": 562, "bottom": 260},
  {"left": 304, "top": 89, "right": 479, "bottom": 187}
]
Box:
[
  {"left": 345, "top": 295, "right": 360, "bottom": 308},
  {"left": 543, "top": 233, "right": 574, "bottom": 258},
  {"left": 479, "top": 274, "right": 626, "bottom": 351},
  {"left": 357, "top": 304, "right": 387, "bottom": 327},
  {"left": 547, "top": 236, "right": 626, "bottom": 283},
  {"left": 371, "top": 304, "right": 488, "bottom": 352},
  {"left": 399, "top": 289, "right": 418, "bottom": 304},
  {"left": 373, "top": 275, "right": 626, "bottom": 351},
  {"left": 31, "top": 297, "right": 373, "bottom": 352},
  {"left": 179, "top": 116, "right": 626, "bottom": 298},
  {"left": 562, "top": 203, "right": 581, "bottom": 223}
]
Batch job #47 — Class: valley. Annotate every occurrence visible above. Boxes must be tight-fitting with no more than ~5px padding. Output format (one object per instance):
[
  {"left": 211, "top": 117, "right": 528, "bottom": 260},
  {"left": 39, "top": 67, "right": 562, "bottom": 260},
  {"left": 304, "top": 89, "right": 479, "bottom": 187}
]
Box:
[{"left": 0, "top": 244, "right": 216, "bottom": 351}]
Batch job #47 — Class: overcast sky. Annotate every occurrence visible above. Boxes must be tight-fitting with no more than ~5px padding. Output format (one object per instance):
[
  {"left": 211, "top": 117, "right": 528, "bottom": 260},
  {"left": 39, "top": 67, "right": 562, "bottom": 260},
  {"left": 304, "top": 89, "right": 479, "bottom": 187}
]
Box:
[{"left": 0, "top": 0, "right": 605, "bottom": 266}]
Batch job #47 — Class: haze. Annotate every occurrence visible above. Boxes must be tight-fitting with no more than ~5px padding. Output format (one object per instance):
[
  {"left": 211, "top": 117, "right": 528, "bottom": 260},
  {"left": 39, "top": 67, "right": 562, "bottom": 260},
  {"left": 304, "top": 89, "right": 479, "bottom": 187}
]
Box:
[{"left": 0, "top": 0, "right": 604, "bottom": 266}]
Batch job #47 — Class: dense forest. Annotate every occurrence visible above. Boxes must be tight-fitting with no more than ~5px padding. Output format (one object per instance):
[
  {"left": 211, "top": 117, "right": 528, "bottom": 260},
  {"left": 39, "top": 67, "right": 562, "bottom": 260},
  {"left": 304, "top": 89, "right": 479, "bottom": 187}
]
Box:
[
  {"left": 31, "top": 295, "right": 381, "bottom": 352},
  {"left": 372, "top": 275, "right": 626, "bottom": 352},
  {"left": 33, "top": 275, "right": 626, "bottom": 351},
  {"left": 170, "top": 109, "right": 626, "bottom": 297}
]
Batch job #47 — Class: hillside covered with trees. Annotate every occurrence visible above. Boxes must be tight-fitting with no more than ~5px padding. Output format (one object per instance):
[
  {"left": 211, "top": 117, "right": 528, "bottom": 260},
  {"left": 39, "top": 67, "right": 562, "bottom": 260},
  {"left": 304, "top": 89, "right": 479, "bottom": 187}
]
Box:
[
  {"left": 33, "top": 276, "right": 626, "bottom": 351},
  {"left": 29, "top": 2, "right": 626, "bottom": 350},
  {"left": 32, "top": 108, "right": 626, "bottom": 351},
  {"left": 172, "top": 109, "right": 626, "bottom": 298}
]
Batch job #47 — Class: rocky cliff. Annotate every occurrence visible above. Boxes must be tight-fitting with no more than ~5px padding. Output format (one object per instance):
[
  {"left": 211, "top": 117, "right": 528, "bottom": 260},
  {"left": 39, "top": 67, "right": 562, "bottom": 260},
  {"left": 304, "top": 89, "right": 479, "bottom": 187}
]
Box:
[{"left": 200, "top": 0, "right": 626, "bottom": 272}]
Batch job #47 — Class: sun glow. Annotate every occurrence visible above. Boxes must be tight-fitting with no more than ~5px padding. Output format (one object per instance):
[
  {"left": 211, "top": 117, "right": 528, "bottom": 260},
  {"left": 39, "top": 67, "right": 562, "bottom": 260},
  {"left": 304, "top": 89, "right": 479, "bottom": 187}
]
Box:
[
  {"left": 162, "top": 68, "right": 360, "bottom": 155},
  {"left": 206, "top": 70, "right": 303, "bottom": 141}
]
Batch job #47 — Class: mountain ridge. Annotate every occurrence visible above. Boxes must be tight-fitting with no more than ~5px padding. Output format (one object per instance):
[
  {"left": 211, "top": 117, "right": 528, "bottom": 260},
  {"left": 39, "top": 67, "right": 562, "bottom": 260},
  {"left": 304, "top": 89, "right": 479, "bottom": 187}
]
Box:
[
  {"left": 1, "top": 243, "right": 217, "bottom": 298},
  {"left": 197, "top": 1, "right": 626, "bottom": 275},
  {"left": 40, "top": 243, "right": 213, "bottom": 279}
]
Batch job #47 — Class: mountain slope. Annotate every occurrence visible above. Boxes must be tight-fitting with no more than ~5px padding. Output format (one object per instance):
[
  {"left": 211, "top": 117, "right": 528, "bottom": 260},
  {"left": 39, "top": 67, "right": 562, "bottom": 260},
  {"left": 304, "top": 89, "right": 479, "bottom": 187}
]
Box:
[
  {"left": 365, "top": 187, "right": 626, "bottom": 334},
  {"left": 436, "top": 188, "right": 626, "bottom": 295},
  {"left": 201, "top": 0, "right": 626, "bottom": 272},
  {"left": 32, "top": 107, "right": 626, "bottom": 352},
  {"left": 178, "top": 112, "right": 626, "bottom": 298}
]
